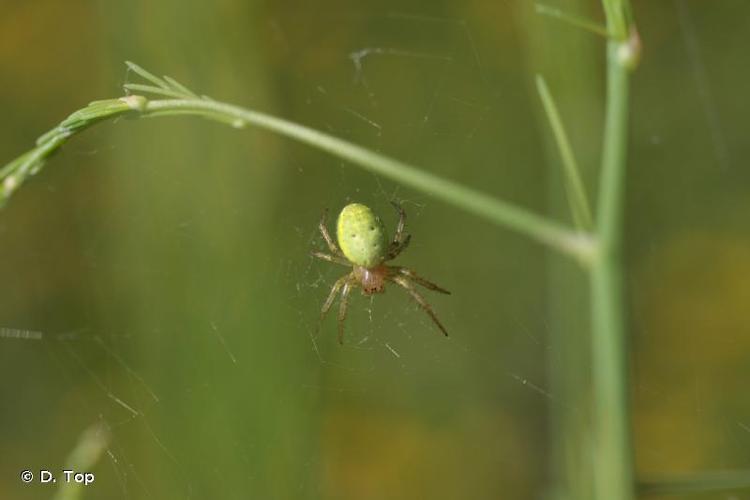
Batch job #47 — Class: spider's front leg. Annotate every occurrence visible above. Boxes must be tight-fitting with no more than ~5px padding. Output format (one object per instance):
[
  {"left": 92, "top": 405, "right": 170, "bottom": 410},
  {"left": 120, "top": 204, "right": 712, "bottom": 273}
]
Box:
[
  {"left": 389, "top": 275, "right": 449, "bottom": 336},
  {"left": 318, "top": 274, "right": 350, "bottom": 327},
  {"left": 392, "top": 267, "right": 451, "bottom": 294},
  {"left": 337, "top": 281, "right": 354, "bottom": 345},
  {"left": 317, "top": 273, "right": 357, "bottom": 344}
]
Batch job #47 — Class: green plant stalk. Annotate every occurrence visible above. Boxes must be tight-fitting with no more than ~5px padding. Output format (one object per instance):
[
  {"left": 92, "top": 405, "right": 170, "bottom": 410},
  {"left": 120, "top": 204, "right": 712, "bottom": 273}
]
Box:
[
  {"left": 590, "top": 37, "right": 634, "bottom": 500},
  {"left": 53, "top": 423, "right": 109, "bottom": 500},
  {"left": 1, "top": 94, "right": 592, "bottom": 261},
  {"left": 148, "top": 99, "right": 592, "bottom": 256},
  {"left": 602, "top": 0, "right": 628, "bottom": 40}
]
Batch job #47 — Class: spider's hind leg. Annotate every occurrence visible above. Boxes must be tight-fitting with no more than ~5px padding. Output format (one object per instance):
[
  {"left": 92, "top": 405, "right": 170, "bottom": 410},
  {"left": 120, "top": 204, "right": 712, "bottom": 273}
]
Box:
[
  {"left": 387, "top": 202, "right": 411, "bottom": 260},
  {"left": 319, "top": 209, "right": 344, "bottom": 257},
  {"left": 311, "top": 251, "right": 350, "bottom": 267}
]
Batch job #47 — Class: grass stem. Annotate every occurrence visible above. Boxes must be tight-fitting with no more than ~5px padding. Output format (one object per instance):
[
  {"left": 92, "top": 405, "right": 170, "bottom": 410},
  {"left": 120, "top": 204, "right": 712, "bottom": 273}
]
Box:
[
  {"left": 0, "top": 77, "right": 593, "bottom": 261},
  {"left": 590, "top": 33, "right": 635, "bottom": 500}
]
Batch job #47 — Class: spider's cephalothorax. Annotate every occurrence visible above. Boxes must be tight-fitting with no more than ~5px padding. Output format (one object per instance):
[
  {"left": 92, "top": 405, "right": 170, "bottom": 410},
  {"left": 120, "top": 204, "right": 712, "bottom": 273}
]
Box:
[
  {"left": 353, "top": 265, "right": 388, "bottom": 295},
  {"left": 312, "top": 202, "right": 450, "bottom": 344}
]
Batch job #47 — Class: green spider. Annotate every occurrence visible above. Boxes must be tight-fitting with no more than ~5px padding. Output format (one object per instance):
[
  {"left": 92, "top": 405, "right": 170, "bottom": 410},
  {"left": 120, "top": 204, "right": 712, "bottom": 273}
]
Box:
[{"left": 312, "top": 202, "right": 450, "bottom": 344}]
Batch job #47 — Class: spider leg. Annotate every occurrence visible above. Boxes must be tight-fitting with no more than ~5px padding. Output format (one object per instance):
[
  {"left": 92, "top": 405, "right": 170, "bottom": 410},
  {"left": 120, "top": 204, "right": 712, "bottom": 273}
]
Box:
[
  {"left": 318, "top": 274, "right": 350, "bottom": 328},
  {"left": 311, "top": 251, "right": 350, "bottom": 267},
  {"left": 319, "top": 209, "right": 344, "bottom": 257},
  {"left": 389, "top": 275, "right": 448, "bottom": 337},
  {"left": 390, "top": 201, "right": 406, "bottom": 242},
  {"left": 387, "top": 234, "right": 411, "bottom": 260},
  {"left": 392, "top": 267, "right": 450, "bottom": 294},
  {"left": 386, "top": 202, "right": 411, "bottom": 260},
  {"left": 337, "top": 281, "right": 354, "bottom": 345}
]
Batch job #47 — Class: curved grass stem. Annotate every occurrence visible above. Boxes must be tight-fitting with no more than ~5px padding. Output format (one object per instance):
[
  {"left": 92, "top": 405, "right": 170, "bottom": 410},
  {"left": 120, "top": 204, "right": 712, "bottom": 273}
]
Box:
[{"left": 0, "top": 74, "right": 593, "bottom": 262}]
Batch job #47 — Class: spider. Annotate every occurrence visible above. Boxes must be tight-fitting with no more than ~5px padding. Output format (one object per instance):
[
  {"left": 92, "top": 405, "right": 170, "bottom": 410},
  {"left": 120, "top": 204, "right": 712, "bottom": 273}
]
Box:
[{"left": 312, "top": 202, "right": 450, "bottom": 344}]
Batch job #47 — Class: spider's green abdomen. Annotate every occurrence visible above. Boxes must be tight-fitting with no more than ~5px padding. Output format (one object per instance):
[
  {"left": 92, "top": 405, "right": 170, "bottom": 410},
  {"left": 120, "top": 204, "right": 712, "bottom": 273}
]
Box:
[{"left": 336, "top": 203, "right": 387, "bottom": 268}]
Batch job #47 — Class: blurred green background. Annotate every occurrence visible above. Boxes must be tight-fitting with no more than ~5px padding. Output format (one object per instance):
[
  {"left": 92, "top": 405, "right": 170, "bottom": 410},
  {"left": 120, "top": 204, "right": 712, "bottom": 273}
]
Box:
[{"left": 1, "top": 1, "right": 749, "bottom": 499}]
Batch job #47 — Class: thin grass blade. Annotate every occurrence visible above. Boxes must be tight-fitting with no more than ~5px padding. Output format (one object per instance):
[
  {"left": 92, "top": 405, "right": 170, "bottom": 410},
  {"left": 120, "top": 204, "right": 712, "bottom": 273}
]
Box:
[
  {"left": 125, "top": 61, "right": 170, "bottom": 89},
  {"left": 163, "top": 76, "right": 200, "bottom": 99},
  {"left": 536, "top": 75, "right": 593, "bottom": 230},
  {"left": 124, "top": 83, "right": 191, "bottom": 99},
  {"left": 536, "top": 4, "right": 610, "bottom": 37}
]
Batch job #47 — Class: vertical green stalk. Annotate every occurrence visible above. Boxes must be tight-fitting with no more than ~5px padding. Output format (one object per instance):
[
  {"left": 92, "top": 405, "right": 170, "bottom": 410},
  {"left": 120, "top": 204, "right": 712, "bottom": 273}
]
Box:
[{"left": 591, "top": 23, "right": 635, "bottom": 500}]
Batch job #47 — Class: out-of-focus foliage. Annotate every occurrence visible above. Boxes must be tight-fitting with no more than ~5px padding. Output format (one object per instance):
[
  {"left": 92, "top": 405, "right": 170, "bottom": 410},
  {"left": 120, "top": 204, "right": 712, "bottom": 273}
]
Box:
[{"left": 0, "top": 1, "right": 748, "bottom": 499}]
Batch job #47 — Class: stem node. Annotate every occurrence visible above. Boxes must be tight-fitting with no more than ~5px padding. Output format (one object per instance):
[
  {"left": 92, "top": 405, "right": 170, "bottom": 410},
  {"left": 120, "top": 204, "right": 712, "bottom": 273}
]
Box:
[{"left": 617, "top": 27, "right": 642, "bottom": 70}]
